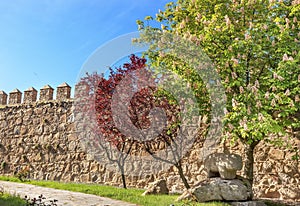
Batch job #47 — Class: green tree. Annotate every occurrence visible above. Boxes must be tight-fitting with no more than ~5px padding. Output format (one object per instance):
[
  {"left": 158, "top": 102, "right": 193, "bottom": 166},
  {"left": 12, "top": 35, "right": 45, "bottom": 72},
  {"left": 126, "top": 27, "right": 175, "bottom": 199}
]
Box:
[{"left": 137, "top": 0, "right": 300, "bottom": 185}]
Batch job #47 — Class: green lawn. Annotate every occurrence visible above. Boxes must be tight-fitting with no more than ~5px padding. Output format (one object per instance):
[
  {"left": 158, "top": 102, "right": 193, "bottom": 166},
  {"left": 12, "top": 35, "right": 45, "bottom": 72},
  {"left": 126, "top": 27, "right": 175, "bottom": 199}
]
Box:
[
  {"left": 0, "top": 176, "right": 229, "bottom": 206},
  {"left": 0, "top": 193, "right": 26, "bottom": 206}
]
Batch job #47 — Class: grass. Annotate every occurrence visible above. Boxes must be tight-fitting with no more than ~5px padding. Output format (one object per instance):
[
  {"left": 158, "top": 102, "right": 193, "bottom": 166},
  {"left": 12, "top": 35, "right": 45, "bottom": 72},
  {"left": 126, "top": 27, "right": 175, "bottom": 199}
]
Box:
[
  {"left": 0, "top": 193, "right": 26, "bottom": 206},
  {"left": 0, "top": 176, "right": 229, "bottom": 206}
]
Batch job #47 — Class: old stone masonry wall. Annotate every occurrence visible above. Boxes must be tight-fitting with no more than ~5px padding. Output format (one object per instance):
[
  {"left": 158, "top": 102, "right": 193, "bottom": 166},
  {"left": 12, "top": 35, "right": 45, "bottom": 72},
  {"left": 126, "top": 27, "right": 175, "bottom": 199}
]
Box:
[{"left": 0, "top": 84, "right": 299, "bottom": 202}]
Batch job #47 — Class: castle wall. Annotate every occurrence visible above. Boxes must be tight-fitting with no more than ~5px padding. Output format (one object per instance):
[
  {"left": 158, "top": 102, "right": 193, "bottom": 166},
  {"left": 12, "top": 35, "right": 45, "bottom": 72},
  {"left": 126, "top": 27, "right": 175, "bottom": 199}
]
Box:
[{"left": 0, "top": 84, "right": 299, "bottom": 202}]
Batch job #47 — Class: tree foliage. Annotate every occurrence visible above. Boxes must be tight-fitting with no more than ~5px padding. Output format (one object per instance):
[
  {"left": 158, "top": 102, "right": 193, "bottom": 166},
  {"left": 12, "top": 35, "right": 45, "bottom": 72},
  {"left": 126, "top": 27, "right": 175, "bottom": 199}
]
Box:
[
  {"left": 137, "top": 0, "right": 300, "bottom": 184},
  {"left": 76, "top": 55, "right": 196, "bottom": 189},
  {"left": 76, "top": 55, "right": 147, "bottom": 188}
]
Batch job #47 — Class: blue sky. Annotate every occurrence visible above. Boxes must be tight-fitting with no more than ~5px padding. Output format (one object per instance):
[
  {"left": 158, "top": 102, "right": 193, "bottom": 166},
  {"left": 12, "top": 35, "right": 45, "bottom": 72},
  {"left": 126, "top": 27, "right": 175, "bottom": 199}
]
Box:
[{"left": 0, "top": 0, "right": 171, "bottom": 96}]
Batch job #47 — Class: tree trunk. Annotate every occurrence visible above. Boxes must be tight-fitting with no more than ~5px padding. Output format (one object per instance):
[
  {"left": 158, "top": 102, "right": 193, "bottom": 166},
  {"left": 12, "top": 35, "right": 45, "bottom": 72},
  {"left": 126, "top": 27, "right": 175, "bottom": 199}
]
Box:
[
  {"left": 118, "top": 164, "right": 127, "bottom": 189},
  {"left": 243, "top": 141, "right": 259, "bottom": 186},
  {"left": 121, "top": 173, "right": 127, "bottom": 189},
  {"left": 175, "top": 162, "right": 190, "bottom": 189}
]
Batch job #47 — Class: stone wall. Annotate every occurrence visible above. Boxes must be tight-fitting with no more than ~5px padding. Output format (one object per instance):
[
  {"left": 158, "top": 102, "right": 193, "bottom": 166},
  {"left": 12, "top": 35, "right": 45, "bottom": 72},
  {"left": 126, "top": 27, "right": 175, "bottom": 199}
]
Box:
[
  {"left": 0, "top": 100, "right": 110, "bottom": 183},
  {"left": 0, "top": 85, "right": 299, "bottom": 202},
  {"left": 226, "top": 138, "right": 300, "bottom": 201}
]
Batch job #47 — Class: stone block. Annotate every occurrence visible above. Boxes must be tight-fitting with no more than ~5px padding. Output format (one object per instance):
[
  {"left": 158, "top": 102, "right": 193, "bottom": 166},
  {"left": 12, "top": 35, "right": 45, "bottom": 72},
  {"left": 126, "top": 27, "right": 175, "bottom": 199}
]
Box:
[
  {"left": 142, "top": 179, "right": 169, "bottom": 196},
  {"left": 177, "top": 177, "right": 252, "bottom": 202},
  {"left": 269, "top": 148, "right": 285, "bottom": 160},
  {"left": 204, "top": 153, "right": 242, "bottom": 179},
  {"left": 80, "top": 174, "right": 90, "bottom": 182},
  {"left": 264, "top": 185, "right": 281, "bottom": 198}
]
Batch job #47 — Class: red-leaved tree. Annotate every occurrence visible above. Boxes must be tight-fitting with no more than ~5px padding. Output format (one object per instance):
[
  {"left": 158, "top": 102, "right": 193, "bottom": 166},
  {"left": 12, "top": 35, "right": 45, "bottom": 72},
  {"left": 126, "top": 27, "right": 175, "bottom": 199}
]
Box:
[{"left": 76, "top": 54, "right": 197, "bottom": 189}]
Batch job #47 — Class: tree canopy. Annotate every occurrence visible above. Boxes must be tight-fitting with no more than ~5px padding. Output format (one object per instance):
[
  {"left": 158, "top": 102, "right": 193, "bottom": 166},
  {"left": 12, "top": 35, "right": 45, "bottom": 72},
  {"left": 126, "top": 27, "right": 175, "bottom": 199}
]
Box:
[{"left": 137, "top": 0, "right": 300, "bottom": 184}]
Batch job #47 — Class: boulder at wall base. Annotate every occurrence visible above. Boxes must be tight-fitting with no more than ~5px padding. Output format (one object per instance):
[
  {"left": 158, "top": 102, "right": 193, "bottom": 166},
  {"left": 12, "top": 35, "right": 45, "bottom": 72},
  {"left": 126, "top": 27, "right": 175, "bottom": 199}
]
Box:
[
  {"left": 177, "top": 177, "right": 252, "bottom": 202},
  {"left": 142, "top": 179, "right": 169, "bottom": 196},
  {"left": 204, "top": 153, "right": 243, "bottom": 180}
]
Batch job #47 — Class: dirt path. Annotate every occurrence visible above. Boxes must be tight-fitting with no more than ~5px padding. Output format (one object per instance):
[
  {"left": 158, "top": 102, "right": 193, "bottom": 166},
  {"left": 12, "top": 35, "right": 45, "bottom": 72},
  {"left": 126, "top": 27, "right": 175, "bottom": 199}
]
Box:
[{"left": 0, "top": 180, "right": 138, "bottom": 206}]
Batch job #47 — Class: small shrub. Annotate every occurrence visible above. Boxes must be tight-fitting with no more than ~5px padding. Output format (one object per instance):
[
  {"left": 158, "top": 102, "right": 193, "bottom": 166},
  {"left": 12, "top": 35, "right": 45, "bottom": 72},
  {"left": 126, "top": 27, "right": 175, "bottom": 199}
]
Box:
[
  {"left": 292, "top": 147, "right": 300, "bottom": 161},
  {"left": 14, "top": 165, "right": 30, "bottom": 182},
  {"left": 1, "top": 161, "right": 7, "bottom": 170},
  {"left": 24, "top": 194, "right": 58, "bottom": 206}
]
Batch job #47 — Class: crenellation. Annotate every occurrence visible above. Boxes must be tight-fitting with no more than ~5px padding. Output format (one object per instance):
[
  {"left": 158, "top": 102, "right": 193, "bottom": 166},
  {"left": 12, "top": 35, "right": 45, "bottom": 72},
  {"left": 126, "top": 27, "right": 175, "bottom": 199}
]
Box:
[
  {"left": 0, "top": 83, "right": 73, "bottom": 105},
  {"left": 9, "top": 89, "right": 22, "bottom": 104},
  {"left": 74, "top": 81, "right": 89, "bottom": 98},
  {"left": 40, "top": 85, "right": 54, "bottom": 101},
  {"left": 24, "top": 87, "right": 37, "bottom": 104},
  {"left": 57, "top": 82, "right": 71, "bottom": 100},
  {"left": 0, "top": 90, "right": 8, "bottom": 105}
]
